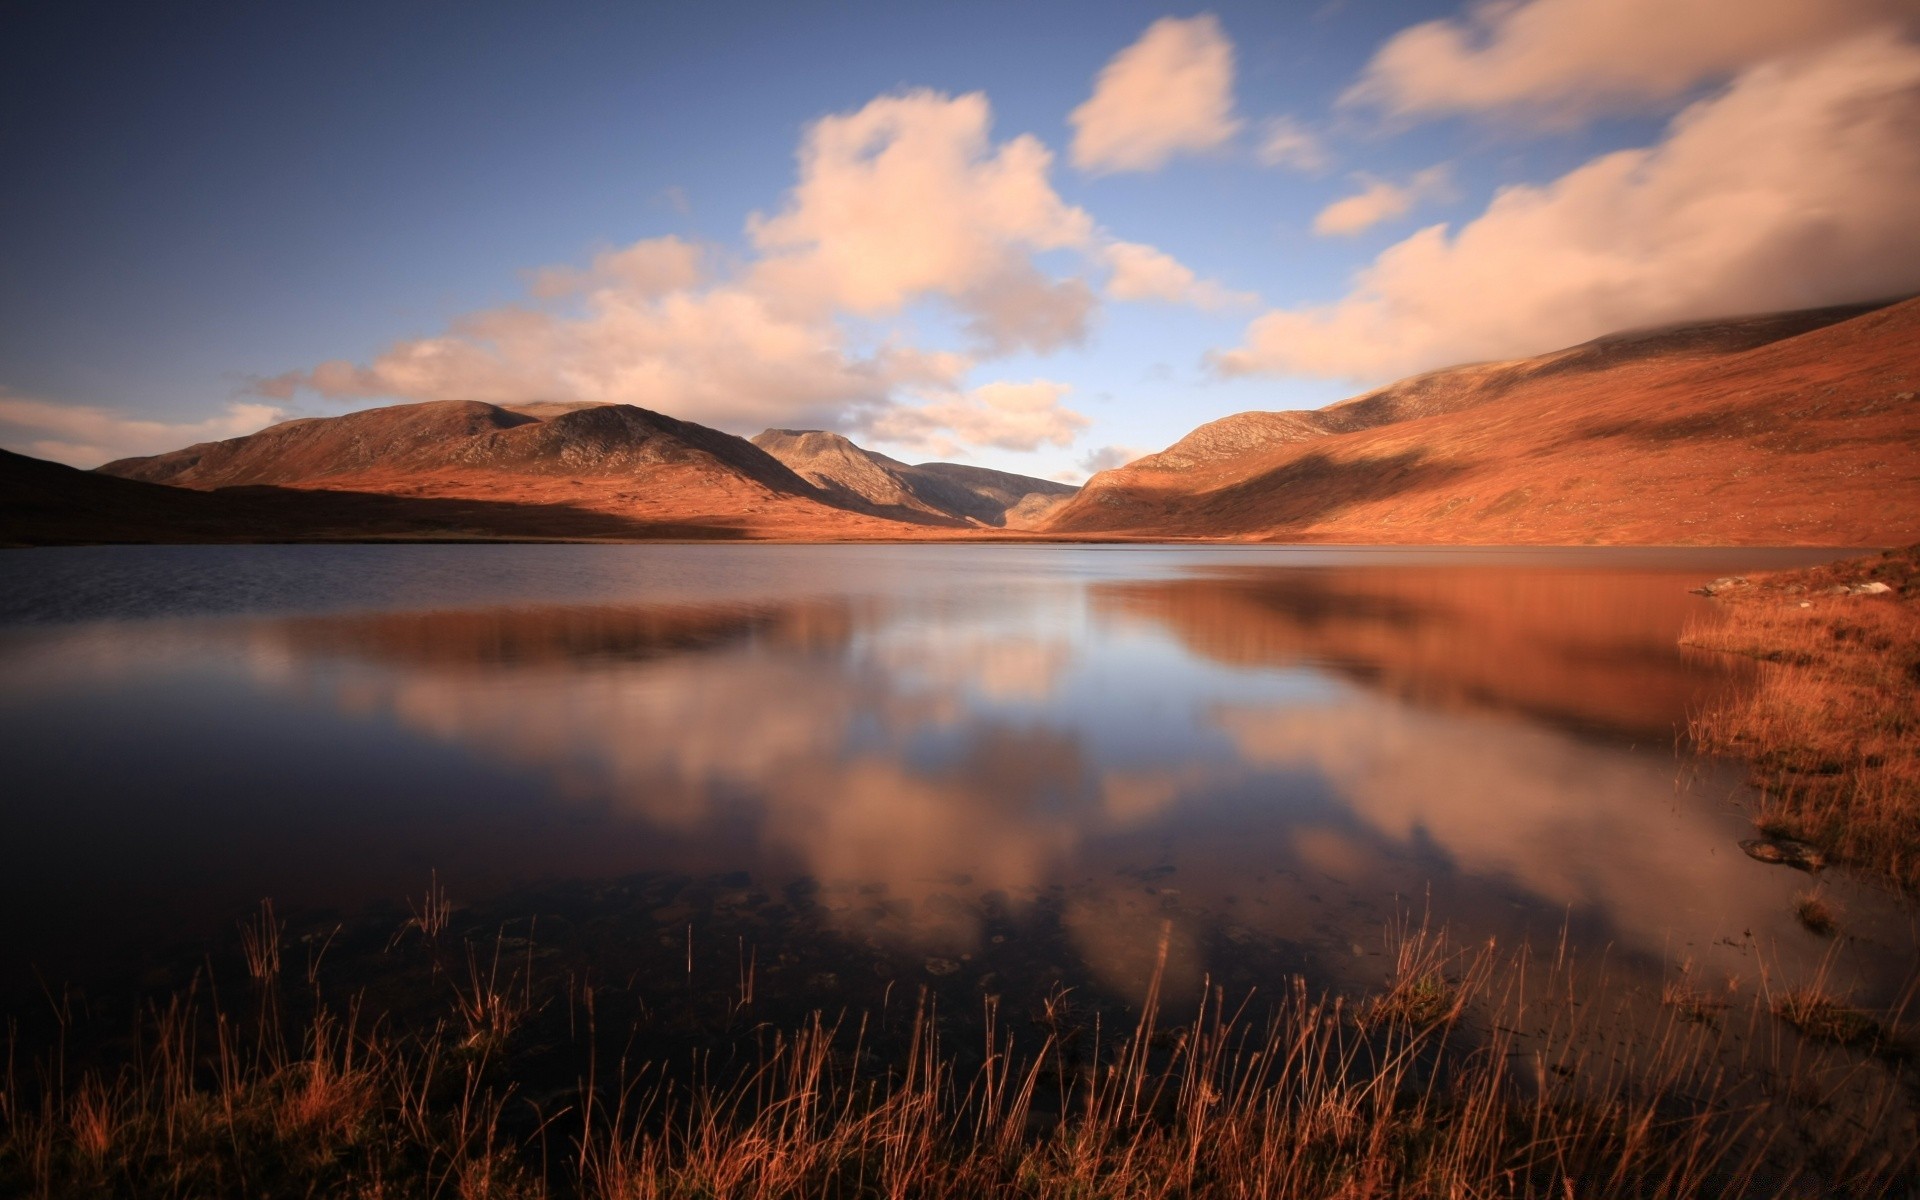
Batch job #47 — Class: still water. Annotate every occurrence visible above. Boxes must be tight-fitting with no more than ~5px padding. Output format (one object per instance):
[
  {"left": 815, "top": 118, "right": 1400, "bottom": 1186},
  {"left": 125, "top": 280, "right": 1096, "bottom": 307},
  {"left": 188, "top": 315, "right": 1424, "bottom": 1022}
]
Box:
[{"left": 1, "top": 543, "right": 1912, "bottom": 1017}]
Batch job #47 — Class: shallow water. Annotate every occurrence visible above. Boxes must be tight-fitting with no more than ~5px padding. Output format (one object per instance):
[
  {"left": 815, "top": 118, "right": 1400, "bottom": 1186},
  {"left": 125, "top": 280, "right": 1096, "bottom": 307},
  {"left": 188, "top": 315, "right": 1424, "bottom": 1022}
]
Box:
[{"left": 1, "top": 543, "right": 1912, "bottom": 1019}]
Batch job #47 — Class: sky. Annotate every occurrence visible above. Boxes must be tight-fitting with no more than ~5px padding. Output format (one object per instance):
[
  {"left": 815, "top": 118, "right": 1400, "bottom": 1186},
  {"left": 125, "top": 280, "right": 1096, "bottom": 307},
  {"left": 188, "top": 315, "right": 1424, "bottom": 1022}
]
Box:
[{"left": 2, "top": 0, "right": 1917, "bottom": 481}]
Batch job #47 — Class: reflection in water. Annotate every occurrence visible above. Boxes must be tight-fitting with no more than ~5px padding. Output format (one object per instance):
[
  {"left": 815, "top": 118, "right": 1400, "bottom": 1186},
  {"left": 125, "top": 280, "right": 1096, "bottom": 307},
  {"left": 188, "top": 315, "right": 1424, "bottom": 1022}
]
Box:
[
  {"left": 0, "top": 546, "right": 1909, "bottom": 1016},
  {"left": 1095, "top": 566, "right": 1754, "bottom": 739}
]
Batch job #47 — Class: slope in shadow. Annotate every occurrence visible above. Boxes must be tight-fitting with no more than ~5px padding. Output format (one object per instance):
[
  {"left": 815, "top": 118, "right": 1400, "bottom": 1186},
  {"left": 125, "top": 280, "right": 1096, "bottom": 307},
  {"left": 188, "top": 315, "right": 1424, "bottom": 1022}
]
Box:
[
  {"left": 1166, "top": 450, "right": 1475, "bottom": 538},
  {"left": 0, "top": 450, "right": 752, "bottom": 545}
]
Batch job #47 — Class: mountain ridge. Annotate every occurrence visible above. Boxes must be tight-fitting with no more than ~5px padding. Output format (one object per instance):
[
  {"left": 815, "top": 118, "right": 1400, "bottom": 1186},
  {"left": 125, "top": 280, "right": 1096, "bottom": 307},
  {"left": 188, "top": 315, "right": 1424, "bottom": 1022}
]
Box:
[{"left": 1044, "top": 297, "right": 1920, "bottom": 545}]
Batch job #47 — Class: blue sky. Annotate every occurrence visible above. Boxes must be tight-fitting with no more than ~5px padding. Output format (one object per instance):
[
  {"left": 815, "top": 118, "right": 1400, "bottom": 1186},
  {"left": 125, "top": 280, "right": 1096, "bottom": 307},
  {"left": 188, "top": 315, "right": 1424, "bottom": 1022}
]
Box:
[{"left": 2, "top": 0, "right": 1915, "bottom": 478}]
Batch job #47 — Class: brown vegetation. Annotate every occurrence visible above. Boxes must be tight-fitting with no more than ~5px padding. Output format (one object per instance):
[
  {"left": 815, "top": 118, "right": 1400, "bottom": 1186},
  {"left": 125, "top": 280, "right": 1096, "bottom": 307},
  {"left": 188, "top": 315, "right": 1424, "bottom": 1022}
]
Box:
[
  {"left": 9, "top": 299, "right": 1916, "bottom": 548},
  {"left": 3, "top": 908, "right": 1913, "bottom": 1198},
  {"left": 1047, "top": 297, "right": 1920, "bottom": 545},
  {"left": 1683, "top": 545, "right": 1920, "bottom": 890}
]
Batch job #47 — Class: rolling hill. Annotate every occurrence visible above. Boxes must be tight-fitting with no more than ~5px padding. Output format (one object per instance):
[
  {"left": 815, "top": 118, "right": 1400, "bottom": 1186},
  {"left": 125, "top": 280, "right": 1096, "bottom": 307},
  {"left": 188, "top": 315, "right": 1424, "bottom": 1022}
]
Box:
[
  {"left": 1045, "top": 298, "right": 1920, "bottom": 545},
  {"left": 88, "top": 400, "right": 927, "bottom": 540},
  {"left": 9, "top": 297, "right": 1916, "bottom": 546}
]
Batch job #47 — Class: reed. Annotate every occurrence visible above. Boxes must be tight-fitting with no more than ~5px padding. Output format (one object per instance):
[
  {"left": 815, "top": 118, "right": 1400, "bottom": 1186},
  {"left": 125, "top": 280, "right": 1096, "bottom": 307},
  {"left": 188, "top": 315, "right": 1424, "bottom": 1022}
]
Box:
[
  {"left": 2, "top": 909, "right": 1911, "bottom": 1198},
  {"left": 1682, "top": 545, "right": 1920, "bottom": 891}
]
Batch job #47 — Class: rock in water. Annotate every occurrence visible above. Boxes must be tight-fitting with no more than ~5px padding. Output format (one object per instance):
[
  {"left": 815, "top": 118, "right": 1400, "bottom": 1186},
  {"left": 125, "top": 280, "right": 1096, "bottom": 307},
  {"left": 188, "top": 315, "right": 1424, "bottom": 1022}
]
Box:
[{"left": 1739, "top": 838, "right": 1826, "bottom": 871}]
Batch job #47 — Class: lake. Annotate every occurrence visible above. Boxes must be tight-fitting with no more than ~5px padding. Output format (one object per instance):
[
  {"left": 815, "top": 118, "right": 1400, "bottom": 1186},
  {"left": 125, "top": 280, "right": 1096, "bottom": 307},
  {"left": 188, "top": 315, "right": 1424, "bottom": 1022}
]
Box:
[{"left": 2, "top": 543, "right": 1912, "bottom": 1026}]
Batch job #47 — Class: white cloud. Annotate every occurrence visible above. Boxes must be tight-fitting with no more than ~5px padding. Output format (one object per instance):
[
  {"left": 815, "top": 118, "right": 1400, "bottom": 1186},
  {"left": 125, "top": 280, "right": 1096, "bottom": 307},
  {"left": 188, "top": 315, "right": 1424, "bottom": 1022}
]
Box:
[
  {"left": 261, "top": 86, "right": 1246, "bottom": 454},
  {"left": 1217, "top": 32, "right": 1920, "bottom": 380},
  {"left": 958, "top": 264, "right": 1099, "bottom": 355},
  {"left": 748, "top": 89, "right": 1095, "bottom": 326},
  {"left": 865, "top": 380, "right": 1088, "bottom": 455},
  {"left": 0, "top": 391, "right": 284, "bottom": 468},
  {"left": 526, "top": 235, "right": 705, "bottom": 300},
  {"left": 1103, "top": 241, "right": 1253, "bottom": 309},
  {"left": 292, "top": 286, "right": 954, "bottom": 434},
  {"left": 1311, "top": 166, "right": 1452, "bottom": 237},
  {"left": 265, "top": 90, "right": 1116, "bottom": 450},
  {"left": 1070, "top": 15, "right": 1242, "bottom": 173},
  {"left": 1256, "top": 116, "right": 1330, "bottom": 172},
  {"left": 1345, "top": 0, "right": 1910, "bottom": 121}
]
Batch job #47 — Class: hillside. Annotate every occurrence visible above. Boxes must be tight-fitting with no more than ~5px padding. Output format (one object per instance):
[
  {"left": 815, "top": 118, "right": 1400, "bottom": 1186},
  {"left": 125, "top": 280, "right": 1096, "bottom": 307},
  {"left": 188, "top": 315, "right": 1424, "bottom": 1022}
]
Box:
[
  {"left": 1048, "top": 299, "right": 1920, "bottom": 544},
  {"left": 90, "top": 400, "right": 922, "bottom": 540},
  {"left": 750, "top": 428, "right": 1076, "bottom": 527},
  {"left": 0, "top": 446, "right": 814, "bottom": 545}
]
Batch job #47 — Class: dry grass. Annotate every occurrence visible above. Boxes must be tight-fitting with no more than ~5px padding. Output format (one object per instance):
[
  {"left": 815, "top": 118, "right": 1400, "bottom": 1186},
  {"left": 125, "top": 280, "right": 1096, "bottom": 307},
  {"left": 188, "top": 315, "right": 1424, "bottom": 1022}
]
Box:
[
  {"left": 1682, "top": 545, "right": 1920, "bottom": 892},
  {"left": 1793, "top": 892, "right": 1839, "bottom": 937},
  {"left": 1774, "top": 989, "right": 1884, "bottom": 1049},
  {"left": 2, "top": 913, "right": 1914, "bottom": 1198},
  {"left": 1660, "top": 966, "right": 1736, "bottom": 1028}
]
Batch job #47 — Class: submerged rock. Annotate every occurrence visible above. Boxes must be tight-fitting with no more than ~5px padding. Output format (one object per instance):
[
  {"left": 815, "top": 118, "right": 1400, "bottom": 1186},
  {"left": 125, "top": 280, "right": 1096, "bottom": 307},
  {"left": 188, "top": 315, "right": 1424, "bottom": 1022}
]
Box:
[
  {"left": 1739, "top": 838, "right": 1827, "bottom": 871},
  {"left": 1692, "top": 576, "right": 1750, "bottom": 596}
]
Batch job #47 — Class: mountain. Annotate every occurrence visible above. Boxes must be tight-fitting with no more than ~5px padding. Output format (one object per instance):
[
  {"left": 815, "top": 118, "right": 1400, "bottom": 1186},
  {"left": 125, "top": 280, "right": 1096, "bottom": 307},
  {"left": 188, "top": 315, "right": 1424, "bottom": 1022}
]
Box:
[
  {"left": 104, "top": 400, "right": 811, "bottom": 493},
  {"left": 750, "top": 428, "right": 1077, "bottom": 527},
  {"left": 1045, "top": 298, "right": 1920, "bottom": 545},
  {"left": 90, "top": 400, "right": 924, "bottom": 540},
  {"left": 0, "top": 444, "right": 813, "bottom": 546}
]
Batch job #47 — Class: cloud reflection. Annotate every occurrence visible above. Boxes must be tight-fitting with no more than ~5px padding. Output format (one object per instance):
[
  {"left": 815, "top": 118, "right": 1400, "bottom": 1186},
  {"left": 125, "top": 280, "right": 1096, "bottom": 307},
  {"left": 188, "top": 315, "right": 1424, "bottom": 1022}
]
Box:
[{"left": 10, "top": 555, "right": 1901, "bottom": 1009}]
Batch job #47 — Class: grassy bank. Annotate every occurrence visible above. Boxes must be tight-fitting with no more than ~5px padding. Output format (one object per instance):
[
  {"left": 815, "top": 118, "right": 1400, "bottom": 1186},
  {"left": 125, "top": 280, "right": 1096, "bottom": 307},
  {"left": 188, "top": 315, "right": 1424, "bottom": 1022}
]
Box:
[
  {"left": 1682, "top": 545, "right": 1920, "bottom": 891},
  {"left": 2, "top": 903, "right": 1912, "bottom": 1199}
]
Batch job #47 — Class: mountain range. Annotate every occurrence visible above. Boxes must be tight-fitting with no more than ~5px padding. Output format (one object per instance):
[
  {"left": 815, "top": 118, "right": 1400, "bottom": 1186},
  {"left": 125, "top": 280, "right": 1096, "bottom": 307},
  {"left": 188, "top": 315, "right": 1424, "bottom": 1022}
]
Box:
[{"left": 4, "top": 297, "right": 1916, "bottom": 546}]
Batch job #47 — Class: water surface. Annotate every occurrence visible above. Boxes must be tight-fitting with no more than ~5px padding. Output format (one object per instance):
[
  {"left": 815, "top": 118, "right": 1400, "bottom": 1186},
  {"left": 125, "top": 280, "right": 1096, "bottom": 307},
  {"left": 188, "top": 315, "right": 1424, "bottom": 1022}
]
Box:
[{"left": 2, "top": 543, "right": 1910, "bottom": 1017}]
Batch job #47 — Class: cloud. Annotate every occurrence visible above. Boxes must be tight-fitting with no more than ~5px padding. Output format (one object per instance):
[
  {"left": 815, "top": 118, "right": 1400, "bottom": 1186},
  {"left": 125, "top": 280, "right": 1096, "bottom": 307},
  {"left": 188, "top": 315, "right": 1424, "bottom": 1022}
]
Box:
[
  {"left": 263, "top": 89, "right": 1135, "bottom": 453},
  {"left": 959, "top": 263, "right": 1099, "bottom": 354},
  {"left": 1103, "top": 241, "right": 1253, "bottom": 309},
  {"left": 1311, "top": 166, "right": 1451, "bottom": 236},
  {"left": 1257, "top": 116, "right": 1330, "bottom": 172},
  {"left": 1078, "top": 444, "right": 1149, "bottom": 475},
  {"left": 864, "top": 380, "right": 1088, "bottom": 454},
  {"left": 0, "top": 391, "right": 284, "bottom": 468},
  {"left": 1216, "top": 32, "right": 1920, "bottom": 380},
  {"left": 1345, "top": 0, "right": 1910, "bottom": 121},
  {"left": 260, "top": 86, "right": 1243, "bottom": 453},
  {"left": 748, "top": 89, "right": 1095, "bottom": 321},
  {"left": 287, "top": 287, "right": 956, "bottom": 433},
  {"left": 1070, "top": 15, "right": 1242, "bottom": 173},
  {"left": 526, "top": 235, "right": 705, "bottom": 300}
]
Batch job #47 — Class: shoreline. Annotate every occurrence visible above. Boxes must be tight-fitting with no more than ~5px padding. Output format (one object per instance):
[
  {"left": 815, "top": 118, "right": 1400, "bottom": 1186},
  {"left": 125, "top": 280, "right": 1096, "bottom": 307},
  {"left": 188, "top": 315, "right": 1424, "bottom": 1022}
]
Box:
[
  {"left": 3, "top": 888, "right": 1912, "bottom": 1198},
  {"left": 1683, "top": 544, "right": 1920, "bottom": 892}
]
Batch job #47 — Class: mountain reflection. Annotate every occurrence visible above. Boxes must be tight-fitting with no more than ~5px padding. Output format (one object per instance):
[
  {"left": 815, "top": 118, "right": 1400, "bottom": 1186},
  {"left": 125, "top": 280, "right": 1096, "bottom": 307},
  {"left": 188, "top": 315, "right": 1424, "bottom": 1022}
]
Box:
[
  {"left": 182, "top": 569, "right": 1903, "bottom": 1005},
  {"left": 1092, "top": 565, "right": 1752, "bottom": 739}
]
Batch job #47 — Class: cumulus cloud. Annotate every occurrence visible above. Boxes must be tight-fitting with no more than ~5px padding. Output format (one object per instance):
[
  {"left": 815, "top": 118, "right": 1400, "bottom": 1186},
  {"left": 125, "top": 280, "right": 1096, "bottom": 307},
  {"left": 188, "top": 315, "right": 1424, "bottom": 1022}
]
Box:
[
  {"left": 1070, "top": 15, "right": 1241, "bottom": 173},
  {"left": 864, "top": 380, "right": 1088, "bottom": 455},
  {"left": 526, "top": 235, "right": 705, "bottom": 300},
  {"left": 285, "top": 286, "right": 925, "bottom": 432},
  {"left": 749, "top": 89, "right": 1095, "bottom": 323},
  {"left": 0, "top": 392, "right": 284, "bottom": 468},
  {"left": 1345, "top": 0, "right": 1910, "bottom": 121},
  {"left": 1103, "top": 241, "right": 1253, "bottom": 309},
  {"left": 959, "top": 264, "right": 1099, "bottom": 354},
  {"left": 261, "top": 87, "right": 1233, "bottom": 454},
  {"left": 1257, "top": 116, "right": 1330, "bottom": 172},
  {"left": 1311, "top": 166, "right": 1452, "bottom": 236},
  {"left": 1217, "top": 32, "right": 1920, "bottom": 380},
  {"left": 264, "top": 90, "right": 1117, "bottom": 447}
]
